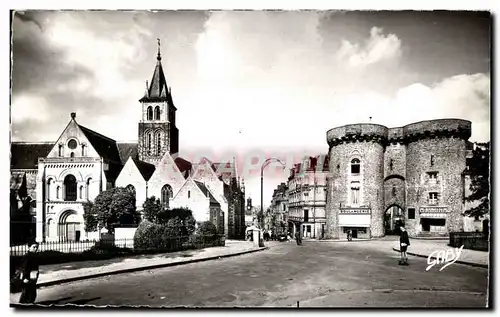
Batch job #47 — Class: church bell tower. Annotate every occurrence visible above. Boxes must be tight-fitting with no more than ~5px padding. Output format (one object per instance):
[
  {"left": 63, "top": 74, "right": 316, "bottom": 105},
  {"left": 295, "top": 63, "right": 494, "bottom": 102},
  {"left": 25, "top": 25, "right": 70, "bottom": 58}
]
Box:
[{"left": 138, "top": 39, "right": 179, "bottom": 165}]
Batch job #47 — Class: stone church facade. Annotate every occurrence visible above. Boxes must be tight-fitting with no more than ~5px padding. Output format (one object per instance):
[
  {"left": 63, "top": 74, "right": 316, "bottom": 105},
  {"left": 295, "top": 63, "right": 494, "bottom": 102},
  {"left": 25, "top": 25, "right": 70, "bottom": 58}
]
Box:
[
  {"left": 10, "top": 43, "right": 245, "bottom": 243},
  {"left": 325, "top": 119, "right": 473, "bottom": 239}
]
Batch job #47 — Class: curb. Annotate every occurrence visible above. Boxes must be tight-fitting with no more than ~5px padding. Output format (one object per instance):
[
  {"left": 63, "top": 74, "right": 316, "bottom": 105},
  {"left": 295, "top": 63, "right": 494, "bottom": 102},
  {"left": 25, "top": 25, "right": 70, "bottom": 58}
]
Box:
[
  {"left": 35, "top": 247, "right": 269, "bottom": 289},
  {"left": 391, "top": 248, "right": 488, "bottom": 269}
]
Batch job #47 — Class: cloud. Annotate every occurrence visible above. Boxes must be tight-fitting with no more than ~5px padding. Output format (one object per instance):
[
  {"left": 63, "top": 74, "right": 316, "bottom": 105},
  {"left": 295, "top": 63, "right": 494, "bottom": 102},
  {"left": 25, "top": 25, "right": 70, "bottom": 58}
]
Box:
[
  {"left": 312, "top": 73, "right": 490, "bottom": 143},
  {"left": 336, "top": 26, "right": 402, "bottom": 67}
]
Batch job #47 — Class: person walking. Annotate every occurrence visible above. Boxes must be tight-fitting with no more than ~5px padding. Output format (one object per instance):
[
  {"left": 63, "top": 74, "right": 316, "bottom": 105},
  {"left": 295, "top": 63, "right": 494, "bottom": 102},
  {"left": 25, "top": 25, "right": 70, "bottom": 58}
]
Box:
[
  {"left": 295, "top": 231, "right": 302, "bottom": 246},
  {"left": 18, "top": 242, "right": 40, "bottom": 304},
  {"left": 399, "top": 226, "right": 410, "bottom": 265}
]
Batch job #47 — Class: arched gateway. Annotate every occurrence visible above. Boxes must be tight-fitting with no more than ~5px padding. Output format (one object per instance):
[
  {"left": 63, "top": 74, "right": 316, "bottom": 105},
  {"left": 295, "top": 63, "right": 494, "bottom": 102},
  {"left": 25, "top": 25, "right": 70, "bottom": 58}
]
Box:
[{"left": 58, "top": 210, "right": 81, "bottom": 242}]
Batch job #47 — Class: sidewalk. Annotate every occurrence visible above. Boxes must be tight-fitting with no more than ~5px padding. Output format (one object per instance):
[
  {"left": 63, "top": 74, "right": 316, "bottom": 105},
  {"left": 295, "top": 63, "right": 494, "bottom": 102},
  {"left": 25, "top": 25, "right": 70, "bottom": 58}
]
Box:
[
  {"left": 391, "top": 239, "right": 489, "bottom": 268},
  {"left": 12, "top": 240, "right": 266, "bottom": 292}
]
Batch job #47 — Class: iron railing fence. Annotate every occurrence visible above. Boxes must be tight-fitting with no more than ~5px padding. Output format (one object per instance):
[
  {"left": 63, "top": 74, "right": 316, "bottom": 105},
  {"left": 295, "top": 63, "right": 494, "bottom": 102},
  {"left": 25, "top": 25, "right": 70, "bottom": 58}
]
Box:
[{"left": 10, "top": 234, "right": 226, "bottom": 257}]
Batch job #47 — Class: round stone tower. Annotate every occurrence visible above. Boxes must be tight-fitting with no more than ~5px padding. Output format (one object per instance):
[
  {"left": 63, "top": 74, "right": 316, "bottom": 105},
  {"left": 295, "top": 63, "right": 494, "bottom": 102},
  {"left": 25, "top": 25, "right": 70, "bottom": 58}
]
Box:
[
  {"left": 326, "top": 124, "right": 388, "bottom": 239},
  {"left": 404, "top": 119, "right": 471, "bottom": 237}
]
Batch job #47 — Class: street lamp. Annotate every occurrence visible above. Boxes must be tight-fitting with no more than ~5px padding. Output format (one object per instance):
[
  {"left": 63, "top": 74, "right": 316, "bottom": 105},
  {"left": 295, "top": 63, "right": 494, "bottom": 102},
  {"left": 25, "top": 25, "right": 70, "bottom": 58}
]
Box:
[{"left": 261, "top": 158, "right": 286, "bottom": 229}]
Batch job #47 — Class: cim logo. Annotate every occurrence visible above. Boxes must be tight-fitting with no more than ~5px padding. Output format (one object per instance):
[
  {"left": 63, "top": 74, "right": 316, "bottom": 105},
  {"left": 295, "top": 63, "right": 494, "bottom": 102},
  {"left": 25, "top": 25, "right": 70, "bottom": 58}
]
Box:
[{"left": 426, "top": 245, "right": 464, "bottom": 272}]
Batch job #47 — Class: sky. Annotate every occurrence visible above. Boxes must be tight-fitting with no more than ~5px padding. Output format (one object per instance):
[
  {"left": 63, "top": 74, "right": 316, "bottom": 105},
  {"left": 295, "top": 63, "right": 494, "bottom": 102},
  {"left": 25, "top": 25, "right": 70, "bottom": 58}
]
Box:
[{"left": 10, "top": 10, "right": 491, "bottom": 207}]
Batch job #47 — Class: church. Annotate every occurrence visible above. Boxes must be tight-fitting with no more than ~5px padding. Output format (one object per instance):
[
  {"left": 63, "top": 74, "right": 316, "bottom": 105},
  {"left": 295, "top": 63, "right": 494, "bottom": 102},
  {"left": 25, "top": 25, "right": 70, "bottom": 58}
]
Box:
[{"left": 10, "top": 41, "right": 246, "bottom": 243}]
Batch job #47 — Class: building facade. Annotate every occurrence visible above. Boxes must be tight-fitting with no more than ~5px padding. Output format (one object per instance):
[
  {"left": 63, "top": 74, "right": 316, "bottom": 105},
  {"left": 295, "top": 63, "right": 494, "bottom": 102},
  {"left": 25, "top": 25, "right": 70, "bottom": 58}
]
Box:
[
  {"left": 10, "top": 42, "right": 245, "bottom": 243},
  {"left": 325, "top": 119, "right": 472, "bottom": 239},
  {"left": 287, "top": 155, "right": 329, "bottom": 239},
  {"left": 269, "top": 182, "right": 289, "bottom": 235}
]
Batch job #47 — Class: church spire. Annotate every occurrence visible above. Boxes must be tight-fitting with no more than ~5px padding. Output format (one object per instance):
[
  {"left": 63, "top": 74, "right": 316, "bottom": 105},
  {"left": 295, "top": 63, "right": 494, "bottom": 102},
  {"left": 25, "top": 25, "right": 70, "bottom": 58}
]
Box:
[{"left": 139, "top": 38, "right": 170, "bottom": 102}]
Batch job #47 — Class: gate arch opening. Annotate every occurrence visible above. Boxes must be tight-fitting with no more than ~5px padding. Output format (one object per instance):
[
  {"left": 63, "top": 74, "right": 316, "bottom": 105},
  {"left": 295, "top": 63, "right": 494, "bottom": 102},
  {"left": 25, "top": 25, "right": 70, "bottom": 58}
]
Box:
[{"left": 384, "top": 205, "right": 404, "bottom": 235}]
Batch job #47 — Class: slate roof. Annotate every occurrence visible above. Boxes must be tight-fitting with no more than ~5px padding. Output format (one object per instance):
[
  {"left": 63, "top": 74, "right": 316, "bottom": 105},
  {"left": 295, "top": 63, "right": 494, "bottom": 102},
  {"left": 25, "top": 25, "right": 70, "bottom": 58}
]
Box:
[
  {"left": 117, "top": 142, "right": 139, "bottom": 165},
  {"left": 194, "top": 180, "right": 220, "bottom": 206},
  {"left": 174, "top": 156, "right": 192, "bottom": 179},
  {"left": 78, "top": 125, "right": 122, "bottom": 164},
  {"left": 10, "top": 142, "right": 53, "bottom": 169},
  {"left": 132, "top": 158, "right": 156, "bottom": 181},
  {"left": 139, "top": 49, "right": 176, "bottom": 108}
]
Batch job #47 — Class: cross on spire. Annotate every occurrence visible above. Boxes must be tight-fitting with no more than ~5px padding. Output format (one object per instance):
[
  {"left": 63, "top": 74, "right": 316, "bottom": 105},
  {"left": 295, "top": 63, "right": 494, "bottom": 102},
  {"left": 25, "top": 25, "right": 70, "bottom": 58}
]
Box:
[{"left": 157, "top": 38, "right": 161, "bottom": 60}]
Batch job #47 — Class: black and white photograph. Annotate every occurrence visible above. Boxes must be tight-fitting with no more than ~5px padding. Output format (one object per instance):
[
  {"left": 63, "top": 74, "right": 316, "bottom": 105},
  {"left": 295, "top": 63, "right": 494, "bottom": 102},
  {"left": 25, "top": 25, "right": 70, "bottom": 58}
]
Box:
[{"left": 8, "top": 5, "right": 492, "bottom": 309}]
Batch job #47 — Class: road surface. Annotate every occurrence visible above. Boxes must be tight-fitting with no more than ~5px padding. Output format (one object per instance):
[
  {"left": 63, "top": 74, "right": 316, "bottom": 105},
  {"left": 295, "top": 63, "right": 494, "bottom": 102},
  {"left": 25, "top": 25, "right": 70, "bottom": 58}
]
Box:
[{"left": 12, "top": 240, "right": 489, "bottom": 308}]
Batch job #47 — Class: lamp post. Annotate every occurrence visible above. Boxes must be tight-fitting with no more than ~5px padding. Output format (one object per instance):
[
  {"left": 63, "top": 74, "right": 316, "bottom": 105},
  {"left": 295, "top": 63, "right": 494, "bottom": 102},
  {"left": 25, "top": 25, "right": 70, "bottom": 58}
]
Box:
[{"left": 261, "top": 158, "right": 286, "bottom": 229}]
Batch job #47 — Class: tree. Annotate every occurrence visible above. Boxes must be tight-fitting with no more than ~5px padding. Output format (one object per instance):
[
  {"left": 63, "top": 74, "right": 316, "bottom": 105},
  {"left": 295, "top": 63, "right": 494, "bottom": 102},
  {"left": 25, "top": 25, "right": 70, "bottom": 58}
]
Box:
[
  {"left": 82, "top": 201, "right": 98, "bottom": 232},
  {"left": 142, "top": 196, "right": 162, "bottom": 223},
  {"left": 464, "top": 143, "right": 490, "bottom": 219},
  {"left": 91, "top": 187, "right": 139, "bottom": 233}
]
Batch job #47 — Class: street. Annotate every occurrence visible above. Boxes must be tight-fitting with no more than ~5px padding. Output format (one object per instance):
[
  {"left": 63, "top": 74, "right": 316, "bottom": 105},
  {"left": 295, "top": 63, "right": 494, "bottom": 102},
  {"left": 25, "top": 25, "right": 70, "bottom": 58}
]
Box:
[{"left": 14, "top": 240, "right": 488, "bottom": 308}]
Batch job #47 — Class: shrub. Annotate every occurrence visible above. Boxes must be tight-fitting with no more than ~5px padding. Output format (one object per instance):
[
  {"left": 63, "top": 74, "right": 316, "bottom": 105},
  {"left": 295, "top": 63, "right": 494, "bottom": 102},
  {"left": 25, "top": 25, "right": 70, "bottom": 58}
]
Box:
[
  {"left": 196, "top": 221, "right": 218, "bottom": 236},
  {"left": 133, "top": 220, "right": 162, "bottom": 252},
  {"left": 142, "top": 196, "right": 162, "bottom": 223}
]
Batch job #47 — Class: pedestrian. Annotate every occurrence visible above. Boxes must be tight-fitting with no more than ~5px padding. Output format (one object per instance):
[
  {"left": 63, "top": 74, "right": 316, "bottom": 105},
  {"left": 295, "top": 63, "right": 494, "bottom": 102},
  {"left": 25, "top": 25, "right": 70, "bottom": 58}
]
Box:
[
  {"left": 295, "top": 231, "right": 302, "bottom": 246},
  {"left": 399, "top": 226, "right": 410, "bottom": 265},
  {"left": 18, "top": 242, "right": 40, "bottom": 304},
  {"left": 347, "top": 230, "right": 352, "bottom": 241}
]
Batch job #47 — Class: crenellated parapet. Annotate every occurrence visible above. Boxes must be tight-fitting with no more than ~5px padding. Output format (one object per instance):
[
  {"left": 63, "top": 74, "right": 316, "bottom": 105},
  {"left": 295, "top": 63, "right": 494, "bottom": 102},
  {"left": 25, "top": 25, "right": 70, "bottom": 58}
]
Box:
[
  {"left": 327, "top": 119, "right": 472, "bottom": 148},
  {"left": 327, "top": 124, "right": 389, "bottom": 147},
  {"left": 402, "top": 119, "right": 472, "bottom": 143},
  {"left": 387, "top": 127, "right": 405, "bottom": 144}
]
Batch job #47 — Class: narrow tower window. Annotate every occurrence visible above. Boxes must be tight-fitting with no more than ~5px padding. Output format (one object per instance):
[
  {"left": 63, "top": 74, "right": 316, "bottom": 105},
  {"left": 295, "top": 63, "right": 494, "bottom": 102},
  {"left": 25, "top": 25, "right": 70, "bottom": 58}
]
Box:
[
  {"left": 147, "top": 132, "right": 152, "bottom": 155},
  {"left": 147, "top": 106, "right": 153, "bottom": 120},
  {"left": 154, "top": 106, "right": 160, "bottom": 120},
  {"left": 155, "top": 131, "right": 162, "bottom": 156}
]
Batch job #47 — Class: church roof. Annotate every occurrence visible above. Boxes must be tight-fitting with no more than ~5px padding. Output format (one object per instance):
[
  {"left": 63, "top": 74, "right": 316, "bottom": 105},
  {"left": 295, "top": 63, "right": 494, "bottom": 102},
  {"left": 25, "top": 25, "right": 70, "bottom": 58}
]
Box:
[
  {"left": 10, "top": 142, "right": 53, "bottom": 169},
  {"left": 117, "top": 142, "right": 139, "bottom": 164},
  {"left": 212, "top": 162, "right": 237, "bottom": 184},
  {"left": 78, "top": 125, "right": 122, "bottom": 164},
  {"left": 174, "top": 156, "right": 193, "bottom": 179},
  {"left": 194, "top": 180, "right": 220, "bottom": 206},
  {"left": 132, "top": 158, "right": 156, "bottom": 181}
]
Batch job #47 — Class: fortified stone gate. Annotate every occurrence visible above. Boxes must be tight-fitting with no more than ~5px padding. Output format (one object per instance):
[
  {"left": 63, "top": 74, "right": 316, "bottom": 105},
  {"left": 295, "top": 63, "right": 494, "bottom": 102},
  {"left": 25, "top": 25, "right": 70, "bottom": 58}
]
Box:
[{"left": 325, "top": 119, "right": 471, "bottom": 239}]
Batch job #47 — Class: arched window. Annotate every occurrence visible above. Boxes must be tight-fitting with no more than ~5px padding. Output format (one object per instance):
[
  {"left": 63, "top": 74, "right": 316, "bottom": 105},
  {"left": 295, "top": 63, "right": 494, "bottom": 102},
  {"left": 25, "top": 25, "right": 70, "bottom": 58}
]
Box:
[
  {"left": 79, "top": 186, "right": 84, "bottom": 199},
  {"left": 58, "top": 145, "right": 63, "bottom": 157},
  {"left": 86, "top": 178, "right": 92, "bottom": 200},
  {"left": 147, "top": 132, "right": 152, "bottom": 155},
  {"left": 64, "top": 175, "right": 77, "bottom": 201},
  {"left": 47, "top": 219, "right": 52, "bottom": 238},
  {"left": 56, "top": 186, "right": 60, "bottom": 199},
  {"left": 351, "top": 158, "right": 360, "bottom": 175},
  {"left": 161, "top": 184, "right": 173, "bottom": 209},
  {"left": 147, "top": 106, "right": 153, "bottom": 120},
  {"left": 46, "top": 179, "right": 52, "bottom": 201},
  {"left": 70, "top": 152, "right": 75, "bottom": 158},
  {"left": 82, "top": 144, "right": 86, "bottom": 156},
  {"left": 155, "top": 131, "right": 162, "bottom": 155},
  {"left": 126, "top": 184, "right": 136, "bottom": 198},
  {"left": 154, "top": 106, "right": 160, "bottom": 120}
]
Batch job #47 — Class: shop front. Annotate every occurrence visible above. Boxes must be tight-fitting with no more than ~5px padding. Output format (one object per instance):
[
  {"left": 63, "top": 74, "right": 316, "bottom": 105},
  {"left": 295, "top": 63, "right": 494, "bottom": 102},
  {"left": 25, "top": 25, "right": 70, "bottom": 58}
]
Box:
[
  {"left": 338, "top": 207, "right": 371, "bottom": 239},
  {"left": 419, "top": 206, "right": 449, "bottom": 235}
]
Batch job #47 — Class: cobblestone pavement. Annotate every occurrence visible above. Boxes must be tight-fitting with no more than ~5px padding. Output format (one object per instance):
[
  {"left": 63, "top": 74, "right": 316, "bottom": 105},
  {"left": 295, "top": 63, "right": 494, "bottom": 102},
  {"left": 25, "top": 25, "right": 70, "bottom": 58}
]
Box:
[{"left": 11, "top": 241, "right": 488, "bottom": 308}]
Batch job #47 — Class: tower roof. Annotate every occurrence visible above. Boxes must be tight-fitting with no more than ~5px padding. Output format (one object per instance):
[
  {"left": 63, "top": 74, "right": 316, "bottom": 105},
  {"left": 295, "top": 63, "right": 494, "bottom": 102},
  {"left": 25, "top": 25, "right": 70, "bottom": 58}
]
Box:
[{"left": 139, "top": 38, "right": 174, "bottom": 105}]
